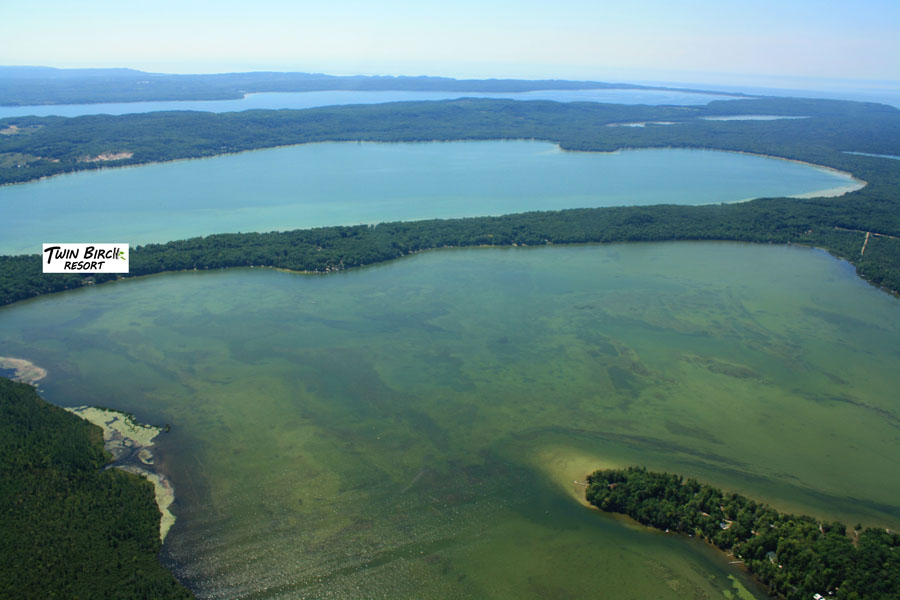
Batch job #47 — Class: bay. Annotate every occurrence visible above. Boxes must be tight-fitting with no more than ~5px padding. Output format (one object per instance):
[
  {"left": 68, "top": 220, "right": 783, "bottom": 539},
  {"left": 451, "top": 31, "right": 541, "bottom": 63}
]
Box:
[{"left": 2, "top": 242, "right": 898, "bottom": 599}]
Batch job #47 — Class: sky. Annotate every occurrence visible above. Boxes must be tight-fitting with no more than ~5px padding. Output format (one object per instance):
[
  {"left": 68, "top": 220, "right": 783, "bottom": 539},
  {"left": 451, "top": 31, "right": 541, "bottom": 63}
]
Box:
[{"left": 2, "top": 0, "right": 899, "bottom": 86}]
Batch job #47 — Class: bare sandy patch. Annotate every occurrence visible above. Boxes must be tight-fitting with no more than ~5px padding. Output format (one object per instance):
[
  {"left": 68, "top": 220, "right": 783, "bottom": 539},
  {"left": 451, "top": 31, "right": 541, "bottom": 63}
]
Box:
[
  {"left": 66, "top": 405, "right": 176, "bottom": 541},
  {"left": 78, "top": 151, "right": 134, "bottom": 163},
  {"left": 528, "top": 445, "right": 624, "bottom": 507},
  {"left": 118, "top": 465, "right": 177, "bottom": 540},
  {"left": 790, "top": 182, "right": 866, "bottom": 198},
  {"left": 0, "top": 356, "right": 47, "bottom": 385}
]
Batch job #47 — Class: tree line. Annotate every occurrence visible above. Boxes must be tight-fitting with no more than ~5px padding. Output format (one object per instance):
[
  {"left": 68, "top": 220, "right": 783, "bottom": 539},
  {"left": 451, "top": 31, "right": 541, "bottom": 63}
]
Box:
[
  {"left": 586, "top": 467, "right": 900, "bottom": 600},
  {"left": 2, "top": 201, "right": 899, "bottom": 309},
  {"left": 2, "top": 96, "right": 899, "bottom": 301},
  {"left": 0, "top": 378, "right": 194, "bottom": 599}
]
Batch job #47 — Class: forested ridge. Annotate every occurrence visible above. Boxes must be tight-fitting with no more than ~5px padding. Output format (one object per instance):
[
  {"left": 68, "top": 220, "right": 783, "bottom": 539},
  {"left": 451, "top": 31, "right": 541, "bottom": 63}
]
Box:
[
  {"left": 2, "top": 96, "right": 900, "bottom": 304},
  {"left": 2, "top": 96, "right": 896, "bottom": 186},
  {"left": 586, "top": 467, "right": 900, "bottom": 600},
  {"left": 0, "top": 378, "right": 194, "bottom": 599},
  {"left": 0, "top": 66, "right": 741, "bottom": 105},
  {"left": 1, "top": 199, "right": 899, "bottom": 308}
]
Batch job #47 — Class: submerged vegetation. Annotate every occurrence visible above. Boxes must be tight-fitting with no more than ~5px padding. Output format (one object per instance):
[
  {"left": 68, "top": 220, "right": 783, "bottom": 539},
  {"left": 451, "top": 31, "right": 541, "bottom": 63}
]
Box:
[
  {"left": 0, "top": 377, "right": 193, "bottom": 599},
  {"left": 586, "top": 467, "right": 900, "bottom": 600}
]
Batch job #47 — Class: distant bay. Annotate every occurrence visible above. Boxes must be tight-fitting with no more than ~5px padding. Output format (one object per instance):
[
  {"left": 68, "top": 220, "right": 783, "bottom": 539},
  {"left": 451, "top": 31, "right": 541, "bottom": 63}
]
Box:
[
  {"left": 0, "top": 88, "right": 740, "bottom": 118},
  {"left": 0, "top": 141, "right": 860, "bottom": 255}
]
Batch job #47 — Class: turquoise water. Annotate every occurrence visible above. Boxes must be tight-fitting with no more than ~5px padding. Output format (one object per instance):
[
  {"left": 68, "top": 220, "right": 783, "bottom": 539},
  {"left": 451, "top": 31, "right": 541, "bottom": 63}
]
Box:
[
  {"left": 0, "top": 141, "right": 857, "bottom": 255},
  {"left": 2, "top": 242, "right": 898, "bottom": 599},
  {"left": 0, "top": 88, "right": 740, "bottom": 118}
]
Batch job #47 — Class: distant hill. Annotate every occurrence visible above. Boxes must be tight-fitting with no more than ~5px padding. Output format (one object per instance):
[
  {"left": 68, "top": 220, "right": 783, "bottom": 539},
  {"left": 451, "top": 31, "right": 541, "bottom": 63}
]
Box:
[
  {"left": 0, "top": 66, "right": 744, "bottom": 105},
  {"left": 0, "top": 377, "right": 193, "bottom": 599}
]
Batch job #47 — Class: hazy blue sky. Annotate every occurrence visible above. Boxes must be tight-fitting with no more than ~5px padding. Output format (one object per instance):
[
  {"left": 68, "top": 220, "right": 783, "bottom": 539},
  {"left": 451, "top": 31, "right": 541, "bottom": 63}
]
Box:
[{"left": 3, "top": 0, "right": 899, "bottom": 83}]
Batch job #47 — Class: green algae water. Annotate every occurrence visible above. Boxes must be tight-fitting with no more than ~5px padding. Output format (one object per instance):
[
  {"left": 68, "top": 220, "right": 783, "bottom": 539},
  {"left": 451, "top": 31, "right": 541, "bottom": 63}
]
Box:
[
  {"left": 0, "top": 141, "right": 859, "bottom": 255},
  {"left": 2, "top": 242, "right": 899, "bottom": 599}
]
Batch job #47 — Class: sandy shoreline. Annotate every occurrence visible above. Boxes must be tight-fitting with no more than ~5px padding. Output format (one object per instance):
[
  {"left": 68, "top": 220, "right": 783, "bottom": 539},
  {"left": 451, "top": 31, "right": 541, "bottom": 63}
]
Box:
[
  {"left": 789, "top": 182, "right": 866, "bottom": 198},
  {"left": 65, "top": 406, "right": 176, "bottom": 541},
  {"left": 0, "top": 356, "right": 47, "bottom": 385},
  {"left": 0, "top": 358, "right": 177, "bottom": 541}
]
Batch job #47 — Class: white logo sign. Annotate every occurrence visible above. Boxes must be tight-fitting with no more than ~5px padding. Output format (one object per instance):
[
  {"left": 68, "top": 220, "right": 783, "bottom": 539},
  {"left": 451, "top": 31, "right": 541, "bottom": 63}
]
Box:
[{"left": 42, "top": 243, "right": 130, "bottom": 274}]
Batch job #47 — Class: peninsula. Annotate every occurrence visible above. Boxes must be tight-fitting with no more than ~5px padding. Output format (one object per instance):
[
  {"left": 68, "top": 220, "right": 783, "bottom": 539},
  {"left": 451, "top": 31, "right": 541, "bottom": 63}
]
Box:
[
  {"left": 1, "top": 95, "right": 899, "bottom": 306},
  {"left": 0, "top": 67, "right": 747, "bottom": 106},
  {"left": 586, "top": 467, "right": 900, "bottom": 600},
  {"left": 0, "top": 377, "right": 193, "bottom": 598}
]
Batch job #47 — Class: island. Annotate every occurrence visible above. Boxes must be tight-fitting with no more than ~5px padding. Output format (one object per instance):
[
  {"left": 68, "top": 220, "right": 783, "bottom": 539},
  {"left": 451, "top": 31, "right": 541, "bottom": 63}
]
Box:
[{"left": 586, "top": 467, "right": 900, "bottom": 600}]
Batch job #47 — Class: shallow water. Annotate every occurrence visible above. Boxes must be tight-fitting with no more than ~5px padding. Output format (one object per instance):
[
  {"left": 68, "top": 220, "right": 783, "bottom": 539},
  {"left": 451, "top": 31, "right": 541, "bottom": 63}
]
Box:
[
  {"left": 2, "top": 242, "right": 898, "bottom": 599},
  {"left": 0, "top": 88, "right": 740, "bottom": 118},
  {"left": 0, "top": 141, "right": 857, "bottom": 255}
]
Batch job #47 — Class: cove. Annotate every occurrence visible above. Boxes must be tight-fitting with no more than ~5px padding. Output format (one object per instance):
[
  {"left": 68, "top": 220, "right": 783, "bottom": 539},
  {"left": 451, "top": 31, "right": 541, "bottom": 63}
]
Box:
[
  {"left": 0, "top": 141, "right": 859, "bottom": 255},
  {"left": 2, "top": 242, "right": 898, "bottom": 599},
  {"left": 0, "top": 88, "right": 741, "bottom": 118}
]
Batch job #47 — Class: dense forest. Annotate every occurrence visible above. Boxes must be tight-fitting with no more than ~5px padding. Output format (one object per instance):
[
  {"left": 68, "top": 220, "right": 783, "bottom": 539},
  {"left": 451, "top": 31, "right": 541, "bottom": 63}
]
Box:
[
  {"left": 1, "top": 199, "right": 899, "bottom": 308},
  {"left": 1, "top": 95, "right": 900, "bottom": 306},
  {"left": 0, "top": 377, "right": 194, "bottom": 599},
  {"left": 0, "top": 67, "right": 732, "bottom": 105},
  {"left": 2, "top": 96, "right": 898, "bottom": 188},
  {"left": 586, "top": 467, "right": 900, "bottom": 600}
]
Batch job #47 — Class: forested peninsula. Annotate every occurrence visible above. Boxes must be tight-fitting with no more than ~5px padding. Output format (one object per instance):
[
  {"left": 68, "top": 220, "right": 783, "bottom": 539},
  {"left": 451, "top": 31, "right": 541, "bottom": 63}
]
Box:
[
  {"left": 0, "top": 377, "right": 194, "bottom": 599},
  {"left": 0, "top": 66, "right": 743, "bottom": 105},
  {"left": 2, "top": 96, "right": 900, "bottom": 304},
  {"left": 586, "top": 467, "right": 900, "bottom": 600}
]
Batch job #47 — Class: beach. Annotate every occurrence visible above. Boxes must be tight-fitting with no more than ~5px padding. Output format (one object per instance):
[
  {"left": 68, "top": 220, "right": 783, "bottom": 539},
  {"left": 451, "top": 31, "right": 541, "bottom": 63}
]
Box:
[{"left": 65, "top": 406, "right": 177, "bottom": 541}]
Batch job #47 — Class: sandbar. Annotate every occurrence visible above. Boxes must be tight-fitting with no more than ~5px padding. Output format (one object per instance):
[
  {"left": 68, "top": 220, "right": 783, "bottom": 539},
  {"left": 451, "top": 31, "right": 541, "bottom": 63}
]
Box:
[
  {"left": 790, "top": 183, "right": 866, "bottom": 198},
  {"left": 0, "top": 356, "right": 47, "bottom": 385}
]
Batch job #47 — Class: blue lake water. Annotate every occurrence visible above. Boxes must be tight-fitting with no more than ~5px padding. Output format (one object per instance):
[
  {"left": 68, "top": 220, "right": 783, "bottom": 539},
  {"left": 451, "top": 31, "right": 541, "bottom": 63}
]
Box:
[
  {"left": 0, "top": 141, "right": 860, "bottom": 255},
  {"left": 0, "top": 88, "right": 740, "bottom": 118}
]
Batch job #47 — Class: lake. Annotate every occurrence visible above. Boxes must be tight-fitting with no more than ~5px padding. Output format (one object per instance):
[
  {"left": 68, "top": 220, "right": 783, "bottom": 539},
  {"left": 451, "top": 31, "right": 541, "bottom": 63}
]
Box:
[
  {"left": 1, "top": 242, "right": 898, "bottom": 599},
  {"left": 0, "top": 243, "right": 900, "bottom": 598},
  {"left": 0, "top": 141, "right": 860, "bottom": 255},
  {"left": 0, "top": 88, "right": 741, "bottom": 118}
]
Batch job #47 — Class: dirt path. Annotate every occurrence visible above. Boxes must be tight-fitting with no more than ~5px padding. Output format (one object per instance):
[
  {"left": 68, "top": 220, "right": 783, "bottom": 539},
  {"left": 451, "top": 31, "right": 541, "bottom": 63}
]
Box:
[{"left": 834, "top": 226, "right": 899, "bottom": 240}]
